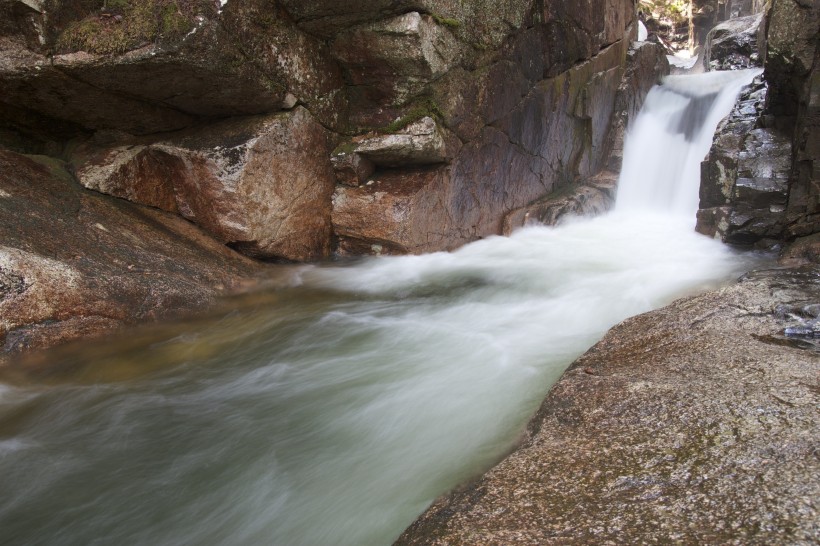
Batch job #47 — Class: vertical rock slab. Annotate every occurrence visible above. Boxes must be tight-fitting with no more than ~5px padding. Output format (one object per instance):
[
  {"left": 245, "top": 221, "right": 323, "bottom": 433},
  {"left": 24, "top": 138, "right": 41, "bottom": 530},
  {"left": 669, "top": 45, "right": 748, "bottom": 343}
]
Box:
[
  {"left": 697, "top": 79, "right": 793, "bottom": 247},
  {"left": 74, "top": 107, "right": 336, "bottom": 262},
  {"left": 770, "top": 0, "right": 820, "bottom": 240}
]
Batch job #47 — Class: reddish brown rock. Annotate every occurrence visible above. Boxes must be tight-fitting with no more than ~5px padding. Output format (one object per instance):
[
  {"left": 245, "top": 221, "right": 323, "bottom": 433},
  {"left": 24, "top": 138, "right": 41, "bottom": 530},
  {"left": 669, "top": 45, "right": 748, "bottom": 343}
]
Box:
[
  {"left": 332, "top": 167, "right": 453, "bottom": 255},
  {"left": 331, "top": 37, "right": 659, "bottom": 255},
  {"left": 73, "top": 107, "right": 336, "bottom": 262},
  {"left": 0, "top": 149, "right": 264, "bottom": 360}
]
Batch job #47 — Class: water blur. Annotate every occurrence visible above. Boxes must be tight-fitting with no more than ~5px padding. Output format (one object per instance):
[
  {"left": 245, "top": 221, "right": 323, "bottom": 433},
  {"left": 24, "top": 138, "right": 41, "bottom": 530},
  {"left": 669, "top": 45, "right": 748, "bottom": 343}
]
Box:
[{"left": 0, "top": 70, "right": 763, "bottom": 546}]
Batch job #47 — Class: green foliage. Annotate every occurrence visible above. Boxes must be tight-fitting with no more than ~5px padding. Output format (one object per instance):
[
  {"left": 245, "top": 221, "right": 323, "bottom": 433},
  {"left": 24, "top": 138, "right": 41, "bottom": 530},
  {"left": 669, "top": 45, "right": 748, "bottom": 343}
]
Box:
[
  {"left": 56, "top": 0, "right": 210, "bottom": 55},
  {"left": 382, "top": 98, "right": 445, "bottom": 134},
  {"left": 640, "top": 0, "right": 690, "bottom": 25}
]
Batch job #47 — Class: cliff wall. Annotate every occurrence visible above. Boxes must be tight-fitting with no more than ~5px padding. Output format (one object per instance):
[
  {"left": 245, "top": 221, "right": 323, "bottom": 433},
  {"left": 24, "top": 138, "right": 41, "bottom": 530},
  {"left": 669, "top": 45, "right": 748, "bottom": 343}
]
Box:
[{"left": 2, "top": 0, "right": 664, "bottom": 260}]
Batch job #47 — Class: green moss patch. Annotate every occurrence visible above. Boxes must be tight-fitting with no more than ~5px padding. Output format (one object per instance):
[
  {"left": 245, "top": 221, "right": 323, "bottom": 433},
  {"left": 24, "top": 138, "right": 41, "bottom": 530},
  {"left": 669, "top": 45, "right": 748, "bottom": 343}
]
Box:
[
  {"left": 382, "top": 98, "right": 445, "bottom": 134},
  {"left": 56, "top": 0, "right": 213, "bottom": 55},
  {"left": 431, "top": 14, "right": 461, "bottom": 29}
]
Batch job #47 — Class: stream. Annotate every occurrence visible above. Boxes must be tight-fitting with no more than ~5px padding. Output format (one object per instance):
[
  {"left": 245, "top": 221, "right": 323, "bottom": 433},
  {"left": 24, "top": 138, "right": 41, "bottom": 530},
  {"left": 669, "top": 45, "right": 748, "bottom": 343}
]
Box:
[{"left": 0, "top": 69, "right": 762, "bottom": 545}]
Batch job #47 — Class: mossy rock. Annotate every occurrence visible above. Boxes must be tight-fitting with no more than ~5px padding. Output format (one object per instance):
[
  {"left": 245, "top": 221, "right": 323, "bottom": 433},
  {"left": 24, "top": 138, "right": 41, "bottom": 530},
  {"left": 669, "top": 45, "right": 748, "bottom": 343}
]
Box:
[
  {"left": 54, "top": 0, "right": 216, "bottom": 55},
  {"left": 382, "top": 98, "right": 445, "bottom": 134}
]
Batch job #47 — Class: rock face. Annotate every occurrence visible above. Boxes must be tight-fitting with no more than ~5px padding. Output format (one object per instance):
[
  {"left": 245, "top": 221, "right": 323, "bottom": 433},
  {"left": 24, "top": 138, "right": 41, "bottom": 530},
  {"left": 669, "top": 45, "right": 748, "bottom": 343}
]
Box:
[
  {"left": 0, "top": 0, "right": 669, "bottom": 352},
  {"left": 0, "top": 149, "right": 264, "bottom": 359},
  {"left": 0, "top": 0, "right": 345, "bottom": 138},
  {"left": 72, "top": 107, "right": 336, "bottom": 262},
  {"left": 767, "top": 0, "right": 820, "bottom": 240},
  {"left": 333, "top": 36, "right": 669, "bottom": 255},
  {"left": 697, "top": 0, "right": 820, "bottom": 248},
  {"left": 1, "top": 0, "right": 666, "bottom": 262},
  {"left": 697, "top": 77, "right": 793, "bottom": 246},
  {"left": 397, "top": 266, "right": 820, "bottom": 545}
]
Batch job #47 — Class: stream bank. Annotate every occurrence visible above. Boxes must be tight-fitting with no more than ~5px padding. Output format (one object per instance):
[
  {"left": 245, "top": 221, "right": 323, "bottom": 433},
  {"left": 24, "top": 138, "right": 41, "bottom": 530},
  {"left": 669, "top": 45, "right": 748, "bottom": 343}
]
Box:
[{"left": 396, "top": 264, "right": 819, "bottom": 545}]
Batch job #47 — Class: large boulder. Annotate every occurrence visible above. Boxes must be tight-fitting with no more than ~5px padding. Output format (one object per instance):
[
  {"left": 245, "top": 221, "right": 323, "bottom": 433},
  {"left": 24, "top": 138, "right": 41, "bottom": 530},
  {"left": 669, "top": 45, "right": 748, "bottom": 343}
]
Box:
[
  {"left": 703, "top": 12, "right": 765, "bottom": 71},
  {"left": 72, "top": 107, "right": 336, "bottom": 262},
  {"left": 397, "top": 266, "right": 820, "bottom": 544},
  {"left": 0, "top": 149, "right": 264, "bottom": 360}
]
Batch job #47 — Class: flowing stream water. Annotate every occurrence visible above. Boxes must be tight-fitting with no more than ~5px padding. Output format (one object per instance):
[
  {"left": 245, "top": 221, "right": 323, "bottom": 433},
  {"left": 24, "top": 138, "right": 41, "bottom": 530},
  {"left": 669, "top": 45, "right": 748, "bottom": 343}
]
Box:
[{"left": 0, "top": 69, "right": 762, "bottom": 546}]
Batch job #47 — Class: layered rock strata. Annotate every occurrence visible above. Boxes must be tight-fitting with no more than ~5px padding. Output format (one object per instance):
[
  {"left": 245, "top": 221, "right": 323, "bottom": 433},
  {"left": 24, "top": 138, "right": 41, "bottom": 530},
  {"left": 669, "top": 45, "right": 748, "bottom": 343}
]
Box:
[{"left": 397, "top": 266, "right": 820, "bottom": 545}]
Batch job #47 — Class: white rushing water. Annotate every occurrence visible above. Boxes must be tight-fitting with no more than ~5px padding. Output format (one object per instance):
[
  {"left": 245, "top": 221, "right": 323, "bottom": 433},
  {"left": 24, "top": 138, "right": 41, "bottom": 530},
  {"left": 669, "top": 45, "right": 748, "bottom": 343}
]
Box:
[
  {"left": 618, "top": 68, "right": 762, "bottom": 216},
  {"left": 0, "top": 70, "right": 762, "bottom": 546}
]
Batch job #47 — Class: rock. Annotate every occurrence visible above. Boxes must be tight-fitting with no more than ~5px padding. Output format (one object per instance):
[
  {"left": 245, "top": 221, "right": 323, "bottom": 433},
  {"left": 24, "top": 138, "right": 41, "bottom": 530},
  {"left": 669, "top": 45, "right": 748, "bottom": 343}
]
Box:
[
  {"left": 765, "top": 0, "right": 820, "bottom": 120},
  {"left": 332, "top": 117, "right": 461, "bottom": 180},
  {"left": 332, "top": 167, "right": 453, "bottom": 255},
  {"left": 397, "top": 266, "right": 820, "bottom": 545},
  {"left": 331, "top": 33, "right": 668, "bottom": 256},
  {"left": 699, "top": 0, "right": 820, "bottom": 247},
  {"left": 703, "top": 13, "right": 765, "bottom": 71},
  {"left": 0, "top": 0, "right": 346, "bottom": 142},
  {"left": 0, "top": 149, "right": 263, "bottom": 360},
  {"left": 771, "top": 0, "right": 820, "bottom": 240},
  {"left": 331, "top": 12, "right": 464, "bottom": 128},
  {"left": 697, "top": 78, "right": 792, "bottom": 247},
  {"left": 72, "top": 107, "right": 336, "bottom": 262},
  {"left": 330, "top": 148, "right": 375, "bottom": 188},
  {"left": 781, "top": 233, "right": 820, "bottom": 266},
  {"left": 502, "top": 171, "right": 618, "bottom": 235},
  {"left": 281, "top": 0, "right": 532, "bottom": 52},
  {"left": 218, "top": 0, "right": 347, "bottom": 130}
]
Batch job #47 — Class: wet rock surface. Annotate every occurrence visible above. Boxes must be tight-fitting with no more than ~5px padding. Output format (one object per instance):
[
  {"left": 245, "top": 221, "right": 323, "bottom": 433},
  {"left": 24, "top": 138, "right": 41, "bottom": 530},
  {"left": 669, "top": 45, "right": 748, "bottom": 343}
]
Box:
[
  {"left": 0, "top": 149, "right": 264, "bottom": 360},
  {"left": 697, "top": 77, "right": 793, "bottom": 247},
  {"left": 502, "top": 171, "right": 618, "bottom": 234},
  {"left": 698, "top": 0, "right": 819, "bottom": 247},
  {"left": 397, "top": 266, "right": 820, "bottom": 545}
]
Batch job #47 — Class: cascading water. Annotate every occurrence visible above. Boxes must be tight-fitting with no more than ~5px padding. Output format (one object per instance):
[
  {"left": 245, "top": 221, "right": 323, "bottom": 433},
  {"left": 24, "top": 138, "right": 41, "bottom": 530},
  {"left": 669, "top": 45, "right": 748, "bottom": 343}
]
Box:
[
  {"left": 0, "top": 69, "right": 763, "bottom": 546},
  {"left": 617, "top": 68, "right": 762, "bottom": 216}
]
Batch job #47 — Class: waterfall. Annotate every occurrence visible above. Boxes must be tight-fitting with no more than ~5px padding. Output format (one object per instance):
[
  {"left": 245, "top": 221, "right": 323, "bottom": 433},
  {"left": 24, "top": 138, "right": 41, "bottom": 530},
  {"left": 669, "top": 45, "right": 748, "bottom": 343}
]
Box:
[
  {"left": 0, "top": 71, "right": 763, "bottom": 546},
  {"left": 617, "top": 68, "right": 762, "bottom": 217}
]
